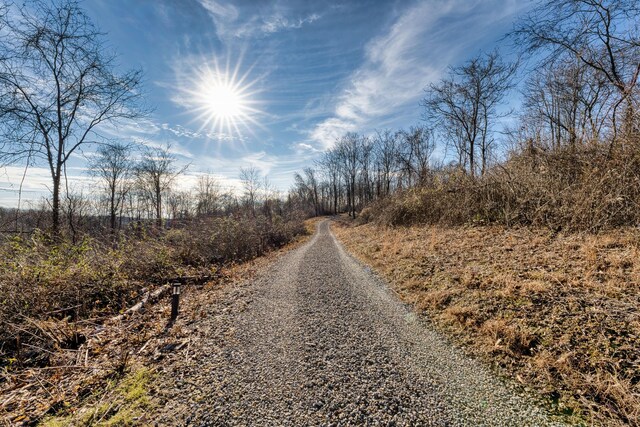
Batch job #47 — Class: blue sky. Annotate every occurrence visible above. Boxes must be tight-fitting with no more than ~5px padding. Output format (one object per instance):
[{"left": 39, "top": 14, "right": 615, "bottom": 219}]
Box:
[{"left": 0, "top": 0, "right": 527, "bottom": 206}]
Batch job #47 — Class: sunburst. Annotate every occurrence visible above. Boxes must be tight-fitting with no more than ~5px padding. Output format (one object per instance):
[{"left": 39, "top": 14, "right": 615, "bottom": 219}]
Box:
[{"left": 176, "top": 56, "right": 262, "bottom": 142}]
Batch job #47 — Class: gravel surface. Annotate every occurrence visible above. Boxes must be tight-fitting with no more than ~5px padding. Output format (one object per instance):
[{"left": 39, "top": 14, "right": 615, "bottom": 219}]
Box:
[{"left": 152, "top": 220, "right": 564, "bottom": 426}]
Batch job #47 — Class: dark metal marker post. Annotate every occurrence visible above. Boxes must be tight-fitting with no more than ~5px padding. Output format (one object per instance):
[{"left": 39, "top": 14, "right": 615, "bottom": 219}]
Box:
[{"left": 171, "top": 282, "right": 181, "bottom": 321}]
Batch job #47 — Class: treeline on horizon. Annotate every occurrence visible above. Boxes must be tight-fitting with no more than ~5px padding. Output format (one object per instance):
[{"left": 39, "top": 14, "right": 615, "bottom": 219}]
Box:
[
  {"left": 292, "top": 0, "right": 640, "bottom": 232},
  {"left": 0, "top": 141, "right": 307, "bottom": 242}
]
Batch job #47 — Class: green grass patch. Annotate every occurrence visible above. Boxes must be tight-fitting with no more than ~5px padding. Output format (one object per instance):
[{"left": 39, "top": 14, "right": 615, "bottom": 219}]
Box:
[{"left": 41, "top": 367, "right": 154, "bottom": 426}]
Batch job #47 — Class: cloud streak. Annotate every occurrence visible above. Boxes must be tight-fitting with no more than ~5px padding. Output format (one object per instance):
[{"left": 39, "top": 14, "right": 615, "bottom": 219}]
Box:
[
  {"left": 0, "top": 166, "right": 96, "bottom": 208},
  {"left": 197, "top": 0, "right": 321, "bottom": 39},
  {"left": 309, "top": 0, "right": 521, "bottom": 149}
]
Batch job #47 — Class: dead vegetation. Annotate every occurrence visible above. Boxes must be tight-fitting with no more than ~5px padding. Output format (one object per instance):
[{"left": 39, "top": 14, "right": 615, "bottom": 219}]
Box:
[
  {"left": 358, "top": 145, "right": 640, "bottom": 233},
  {"left": 333, "top": 219, "right": 640, "bottom": 426},
  {"left": 0, "top": 216, "right": 309, "bottom": 425}
]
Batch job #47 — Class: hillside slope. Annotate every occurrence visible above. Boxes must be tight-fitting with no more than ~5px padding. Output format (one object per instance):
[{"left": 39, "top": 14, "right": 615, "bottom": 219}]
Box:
[{"left": 333, "top": 220, "right": 640, "bottom": 426}]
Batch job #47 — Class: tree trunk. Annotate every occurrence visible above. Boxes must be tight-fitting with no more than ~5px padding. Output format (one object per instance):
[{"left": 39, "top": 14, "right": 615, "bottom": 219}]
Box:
[
  {"left": 469, "top": 140, "right": 475, "bottom": 178},
  {"left": 623, "top": 97, "right": 637, "bottom": 145},
  {"left": 350, "top": 178, "right": 356, "bottom": 219},
  {"left": 110, "top": 188, "right": 117, "bottom": 232},
  {"left": 110, "top": 210, "right": 117, "bottom": 232},
  {"left": 52, "top": 171, "right": 61, "bottom": 238},
  {"left": 155, "top": 184, "right": 162, "bottom": 228}
]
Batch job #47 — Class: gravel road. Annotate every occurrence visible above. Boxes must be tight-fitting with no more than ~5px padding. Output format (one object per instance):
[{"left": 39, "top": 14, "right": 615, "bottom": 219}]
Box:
[{"left": 154, "top": 220, "right": 563, "bottom": 426}]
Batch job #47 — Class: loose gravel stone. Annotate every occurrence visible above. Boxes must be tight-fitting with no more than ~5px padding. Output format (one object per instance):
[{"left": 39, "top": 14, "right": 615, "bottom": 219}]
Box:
[{"left": 153, "top": 220, "right": 565, "bottom": 426}]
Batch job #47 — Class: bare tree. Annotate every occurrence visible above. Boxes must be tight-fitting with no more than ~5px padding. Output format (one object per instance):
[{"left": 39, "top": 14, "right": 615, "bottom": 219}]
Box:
[
  {"left": 397, "top": 126, "right": 435, "bottom": 186},
  {"left": 0, "top": 3, "right": 8, "bottom": 34},
  {"left": 195, "top": 174, "right": 220, "bottom": 217},
  {"left": 136, "top": 146, "right": 186, "bottom": 227},
  {"left": 89, "top": 142, "right": 134, "bottom": 232},
  {"left": 261, "top": 175, "right": 279, "bottom": 220},
  {"left": 240, "top": 166, "right": 261, "bottom": 217},
  {"left": 373, "top": 130, "right": 399, "bottom": 197},
  {"left": 0, "top": 0, "right": 144, "bottom": 236},
  {"left": 318, "top": 148, "right": 342, "bottom": 214},
  {"left": 522, "top": 58, "right": 611, "bottom": 149},
  {"left": 359, "top": 137, "right": 374, "bottom": 204},
  {"left": 423, "top": 52, "right": 516, "bottom": 177},
  {"left": 167, "top": 190, "right": 192, "bottom": 221},
  {"left": 293, "top": 167, "right": 320, "bottom": 216},
  {"left": 423, "top": 78, "right": 474, "bottom": 176},
  {"left": 336, "top": 133, "right": 361, "bottom": 218},
  {"left": 513, "top": 0, "right": 640, "bottom": 146},
  {"left": 62, "top": 188, "right": 92, "bottom": 243}
]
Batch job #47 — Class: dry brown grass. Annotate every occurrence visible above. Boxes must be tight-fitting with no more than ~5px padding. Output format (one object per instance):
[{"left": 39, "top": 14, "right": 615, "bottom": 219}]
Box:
[
  {"left": 0, "top": 220, "right": 315, "bottom": 425},
  {"left": 333, "top": 219, "right": 640, "bottom": 426},
  {"left": 364, "top": 145, "right": 640, "bottom": 233},
  {"left": 0, "top": 215, "right": 307, "bottom": 364}
]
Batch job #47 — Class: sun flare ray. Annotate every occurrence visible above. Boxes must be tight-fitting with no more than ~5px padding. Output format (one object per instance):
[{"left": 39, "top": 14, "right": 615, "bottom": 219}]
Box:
[{"left": 175, "top": 56, "right": 263, "bottom": 145}]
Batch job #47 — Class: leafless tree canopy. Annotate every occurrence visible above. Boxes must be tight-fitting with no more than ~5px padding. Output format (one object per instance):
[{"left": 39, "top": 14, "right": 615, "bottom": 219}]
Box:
[
  {"left": 195, "top": 174, "right": 222, "bottom": 217},
  {"left": 512, "top": 0, "right": 640, "bottom": 145},
  {"left": 89, "top": 142, "right": 134, "bottom": 232},
  {"left": 135, "top": 146, "right": 187, "bottom": 227},
  {"left": 0, "top": 0, "right": 144, "bottom": 235},
  {"left": 422, "top": 52, "right": 516, "bottom": 177},
  {"left": 240, "top": 166, "right": 261, "bottom": 217}
]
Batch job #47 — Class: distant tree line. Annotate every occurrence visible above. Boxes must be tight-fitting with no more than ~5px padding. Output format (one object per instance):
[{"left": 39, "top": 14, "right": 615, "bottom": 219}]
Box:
[
  {"left": 0, "top": 142, "right": 309, "bottom": 242},
  {"left": 291, "top": 127, "right": 436, "bottom": 218}
]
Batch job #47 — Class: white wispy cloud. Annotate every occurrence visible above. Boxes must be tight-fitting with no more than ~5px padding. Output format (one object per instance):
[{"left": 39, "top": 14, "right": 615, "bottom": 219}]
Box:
[
  {"left": 196, "top": 0, "right": 321, "bottom": 39},
  {"left": 309, "top": 0, "right": 522, "bottom": 149},
  {"left": 0, "top": 166, "right": 96, "bottom": 208},
  {"left": 237, "top": 13, "right": 321, "bottom": 37},
  {"left": 198, "top": 0, "right": 239, "bottom": 22}
]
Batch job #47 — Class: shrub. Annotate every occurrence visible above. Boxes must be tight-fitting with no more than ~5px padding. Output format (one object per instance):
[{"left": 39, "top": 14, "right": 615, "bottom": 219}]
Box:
[
  {"left": 0, "top": 214, "right": 306, "bottom": 368},
  {"left": 366, "top": 144, "right": 640, "bottom": 232}
]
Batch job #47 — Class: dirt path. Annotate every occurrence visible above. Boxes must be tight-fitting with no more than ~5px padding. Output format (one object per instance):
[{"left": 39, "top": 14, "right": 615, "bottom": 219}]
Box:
[{"left": 152, "top": 220, "right": 563, "bottom": 426}]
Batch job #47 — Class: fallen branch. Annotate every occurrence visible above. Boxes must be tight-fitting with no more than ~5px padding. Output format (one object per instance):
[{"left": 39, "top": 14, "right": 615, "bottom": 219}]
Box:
[
  {"left": 111, "top": 284, "right": 171, "bottom": 322},
  {"left": 43, "top": 304, "right": 82, "bottom": 316}
]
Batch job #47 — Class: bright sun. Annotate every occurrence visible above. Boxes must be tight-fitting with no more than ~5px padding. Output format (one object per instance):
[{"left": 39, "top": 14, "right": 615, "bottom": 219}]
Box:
[
  {"left": 204, "top": 82, "right": 243, "bottom": 119},
  {"left": 177, "top": 57, "right": 261, "bottom": 141}
]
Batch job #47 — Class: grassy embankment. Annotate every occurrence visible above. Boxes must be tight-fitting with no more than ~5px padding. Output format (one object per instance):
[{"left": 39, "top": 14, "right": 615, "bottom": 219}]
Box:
[{"left": 333, "top": 219, "right": 639, "bottom": 427}]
